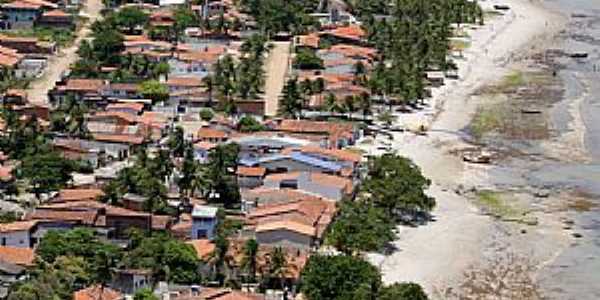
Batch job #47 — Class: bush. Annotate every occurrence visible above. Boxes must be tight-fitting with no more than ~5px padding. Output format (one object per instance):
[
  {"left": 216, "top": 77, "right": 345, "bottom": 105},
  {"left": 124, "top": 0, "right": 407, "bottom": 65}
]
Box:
[
  {"left": 293, "top": 49, "right": 324, "bottom": 70},
  {"left": 199, "top": 108, "right": 214, "bottom": 121},
  {"left": 238, "top": 116, "right": 265, "bottom": 132}
]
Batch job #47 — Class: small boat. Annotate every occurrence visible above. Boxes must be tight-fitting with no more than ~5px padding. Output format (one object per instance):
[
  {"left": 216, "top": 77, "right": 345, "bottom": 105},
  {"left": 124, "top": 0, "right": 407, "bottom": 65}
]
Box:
[
  {"left": 569, "top": 52, "right": 588, "bottom": 58},
  {"left": 463, "top": 150, "right": 492, "bottom": 164},
  {"left": 571, "top": 13, "right": 588, "bottom": 18},
  {"left": 493, "top": 4, "right": 510, "bottom": 10}
]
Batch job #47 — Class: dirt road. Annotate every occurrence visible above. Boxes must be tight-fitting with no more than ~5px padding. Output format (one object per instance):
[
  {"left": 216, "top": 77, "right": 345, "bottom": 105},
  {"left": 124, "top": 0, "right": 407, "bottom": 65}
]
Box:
[
  {"left": 27, "top": 0, "right": 104, "bottom": 105},
  {"left": 263, "top": 41, "right": 291, "bottom": 117}
]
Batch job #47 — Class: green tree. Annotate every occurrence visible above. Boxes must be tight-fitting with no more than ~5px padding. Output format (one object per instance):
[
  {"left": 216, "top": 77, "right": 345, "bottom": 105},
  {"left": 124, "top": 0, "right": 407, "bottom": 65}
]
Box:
[
  {"left": 167, "top": 126, "right": 186, "bottom": 157},
  {"left": 92, "top": 28, "right": 124, "bottom": 65},
  {"left": 278, "top": 77, "right": 303, "bottom": 118},
  {"left": 237, "top": 116, "right": 265, "bottom": 132},
  {"left": 326, "top": 201, "right": 395, "bottom": 254},
  {"left": 300, "top": 255, "right": 381, "bottom": 300},
  {"left": 199, "top": 108, "right": 214, "bottom": 121},
  {"left": 379, "top": 282, "right": 429, "bottom": 300},
  {"left": 36, "top": 228, "right": 122, "bottom": 284},
  {"left": 18, "top": 151, "right": 75, "bottom": 198},
  {"left": 134, "top": 288, "right": 159, "bottom": 300},
  {"left": 363, "top": 154, "right": 435, "bottom": 223},
  {"left": 241, "top": 239, "right": 259, "bottom": 283},
  {"left": 152, "top": 61, "right": 171, "bottom": 80},
  {"left": 123, "top": 233, "right": 201, "bottom": 284},
  {"left": 140, "top": 80, "right": 169, "bottom": 104},
  {"left": 115, "top": 7, "right": 148, "bottom": 34},
  {"left": 293, "top": 49, "right": 324, "bottom": 70},
  {"left": 206, "top": 144, "right": 240, "bottom": 207}
]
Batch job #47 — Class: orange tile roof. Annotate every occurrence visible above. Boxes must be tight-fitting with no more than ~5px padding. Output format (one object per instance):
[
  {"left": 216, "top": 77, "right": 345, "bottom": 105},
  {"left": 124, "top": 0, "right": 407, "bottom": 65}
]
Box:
[
  {"left": 61, "top": 79, "right": 105, "bottom": 92},
  {"left": 2, "top": 0, "right": 42, "bottom": 9},
  {"left": 73, "top": 285, "right": 123, "bottom": 300},
  {"left": 42, "top": 9, "right": 70, "bottom": 17},
  {"left": 56, "top": 188, "right": 104, "bottom": 202},
  {"left": 248, "top": 197, "right": 334, "bottom": 226},
  {"left": 0, "top": 220, "right": 37, "bottom": 233},
  {"left": 0, "top": 246, "right": 35, "bottom": 267},
  {"left": 0, "top": 45, "right": 23, "bottom": 67},
  {"left": 0, "top": 165, "right": 14, "bottom": 181},
  {"left": 106, "top": 102, "right": 145, "bottom": 113},
  {"left": 193, "top": 141, "right": 217, "bottom": 151},
  {"left": 92, "top": 133, "right": 145, "bottom": 145},
  {"left": 328, "top": 44, "right": 376, "bottom": 59},
  {"left": 89, "top": 111, "right": 139, "bottom": 124},
  {"left": 196, "top": 127, "right": 228, "bottom": 139},
  {"left": 310, "top": 172, "right": 353, "bottom": 194},
  {"left": 255, "top": 220, "right": 316, "bottom": 236},
  {"left": 26, "top": 209, "right": 98, "bottom": 225},
  {"left": 167, "top": 76, "right": 203, "bottom": 87},
  {"left": 322, "top": 25, "right": 365, "bottom": 41},
  {"left": 151, "top": 215, "right": 171, "bottom": 230},
  {"left": 5, "top": 88, "right": 27, "bottom": 98},
  {"left": 187, "top": 239, "right": 215, "bottom": 260},
  {"left": 296, "top": 33, "right": 320, "bottom": 48},
  {"left": 190, "top": 288, "right": 263, "bottom": 300},
  {"left": 236, "top": 166, "right": 266, "bottom": 177}
]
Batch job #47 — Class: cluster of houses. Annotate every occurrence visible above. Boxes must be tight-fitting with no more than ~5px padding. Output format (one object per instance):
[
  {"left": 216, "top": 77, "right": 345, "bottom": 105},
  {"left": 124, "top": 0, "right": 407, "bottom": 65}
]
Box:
[
  {"left": 0, "top": 0, "right": 77, "bottom": 82},
  {"left": 0, "top": 0, "right": 401, "bottom": 299}
]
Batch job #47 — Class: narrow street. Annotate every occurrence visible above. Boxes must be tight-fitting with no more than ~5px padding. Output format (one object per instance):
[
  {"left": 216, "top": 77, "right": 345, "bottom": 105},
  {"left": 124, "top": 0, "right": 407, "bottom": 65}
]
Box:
[
  {"left": 263, "top": 41, "right": 291, "bottom": 117},
  {"left": 27, "top": 0, "right": 104, "bottom": 105}
]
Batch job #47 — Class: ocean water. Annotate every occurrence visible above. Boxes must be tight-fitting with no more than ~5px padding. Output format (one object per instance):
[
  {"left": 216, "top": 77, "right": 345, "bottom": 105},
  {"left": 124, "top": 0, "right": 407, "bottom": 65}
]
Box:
[{"left": 523, "top": 0, "right": 600, "bottom": 298}]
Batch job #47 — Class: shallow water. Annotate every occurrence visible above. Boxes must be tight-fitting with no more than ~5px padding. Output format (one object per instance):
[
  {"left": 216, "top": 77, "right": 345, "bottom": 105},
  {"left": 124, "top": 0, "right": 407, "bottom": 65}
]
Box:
[{"left": 513, "top": 0, "right": 600, "bottom": 298}]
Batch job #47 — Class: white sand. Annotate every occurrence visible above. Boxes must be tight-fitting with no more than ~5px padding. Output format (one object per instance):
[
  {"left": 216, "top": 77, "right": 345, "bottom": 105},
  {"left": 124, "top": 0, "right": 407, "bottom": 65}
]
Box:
[{"left": 362, "top": 0, "right": 568, "bottom": 296}]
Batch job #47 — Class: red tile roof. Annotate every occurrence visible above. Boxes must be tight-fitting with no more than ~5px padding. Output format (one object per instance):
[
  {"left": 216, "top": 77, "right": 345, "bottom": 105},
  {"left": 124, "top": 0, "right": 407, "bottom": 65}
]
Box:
[
  {"left": 322, "top": 25, "right": 366, "bottom": 41},
  {"left": 26, "top": 209, "right": 99, "bottom": 225},
  {"left": 328, "top": 44, "right": 377, "bottom": 59},
  {"left": 92, "top": 133, "right": 145, "bottom": 145},
  {"left": 196, "top": 127, "right": 228, "bottom": 139},
  {"left": 89, "top": 111, "right": 139, "bottom": 124},
  {"left": 167, "top": 76, "right": 203, "bottom": 87},
  {"left": 73, "top": 285, "right": 123, "bottom": 300},
  {"left": 60, "top": 79, "right": 105, "bottom": 92},
  {"left": 0, "top": 246, "right": 35, "bottom": 267},
  {"left": 0, "top": 221, "right": 37, "bottom": 233},
  {"left": 42, "top": 9, "right": 70, "bottom": 17},
  {"left": 193, "top": 141, "right": 217, "bottom": 151},
  {"left": 56, "top": 188, "right": 105, "bottom": 202},
  {"left": 255, "top": 220, "right": 316, "bottom": 236},
  {"left": 186, "top": 239, "right": 215, "bottom": 260},
  {"left": 106, "top": 102, "right": 144, "bottom": 113},
  {"left": 0, "top": 165, "right": 14, "bottom": 181},
  {"left": 236, "top": 166, "right": 266, "bottom": 177},
  {"left": 296, "top": 33, "right": 320, "bottom": 48}
]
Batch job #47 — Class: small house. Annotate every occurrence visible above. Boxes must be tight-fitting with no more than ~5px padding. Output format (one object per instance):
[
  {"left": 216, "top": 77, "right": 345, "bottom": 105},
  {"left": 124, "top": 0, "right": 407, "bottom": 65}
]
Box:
[{"left": 191, "top": 205, "right": 218, "bottom": 240}]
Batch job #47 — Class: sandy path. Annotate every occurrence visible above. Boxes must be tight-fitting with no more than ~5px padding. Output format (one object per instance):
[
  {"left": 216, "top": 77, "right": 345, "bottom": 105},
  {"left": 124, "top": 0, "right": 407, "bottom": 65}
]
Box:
[
  {"left": 263, "top": 41, "right": 290, "bottom": 117},
  {"left": 27, "top": 0, "right": 103, "bottom": 105},
  {"left": 365, "top": 0, "right": 566, "bottom": 296}
]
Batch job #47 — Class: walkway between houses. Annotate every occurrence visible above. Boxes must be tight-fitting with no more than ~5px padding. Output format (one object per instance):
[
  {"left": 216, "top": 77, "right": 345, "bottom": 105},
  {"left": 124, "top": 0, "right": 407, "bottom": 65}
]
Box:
[
  {"left": 263, "top": 41, "right": 291, "bottom": 117},
  {"left": 27, "top": 0, "right": 104, "bottom": 105}
]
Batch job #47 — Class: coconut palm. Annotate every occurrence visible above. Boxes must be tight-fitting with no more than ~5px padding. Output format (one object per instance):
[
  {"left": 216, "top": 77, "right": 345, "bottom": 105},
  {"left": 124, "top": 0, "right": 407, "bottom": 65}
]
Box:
[{"left": 241, "top": 239, "right": 259, "bottom": 283}]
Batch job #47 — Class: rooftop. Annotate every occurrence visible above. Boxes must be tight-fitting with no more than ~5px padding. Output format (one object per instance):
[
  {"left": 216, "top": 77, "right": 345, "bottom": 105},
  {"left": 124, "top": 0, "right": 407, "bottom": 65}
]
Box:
[
  {"left": 0, "top": 246, "right": 35, "bottom": 267},
  {"left": 73, "top": 285, "right": 123, "bottom": 300},
  {"left": 191, "top": 205, "right": 218, "bottom": 218}
]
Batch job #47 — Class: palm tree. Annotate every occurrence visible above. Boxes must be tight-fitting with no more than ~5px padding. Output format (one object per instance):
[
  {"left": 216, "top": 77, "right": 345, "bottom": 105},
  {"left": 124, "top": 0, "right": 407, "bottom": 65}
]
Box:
[
  {"left": 202, "top": 75, "right": 214, "bottom": 107},
  {"left": 358, "top": 92, "right": 372, "bottom": 121},
  {"left": 241, "top": 239, "right": 259, "bottom": 283},
  {"left": 266, "top": 247, "right": 287, "bottom": 290},
  {"left": 278, "top": 78, "right": 303, "bottom": 118},
  {"left": 324, "top": 93, "right": 344, "bottom": 117},
  {"left": 343, "top": 95, "right": 357, "bottom": 120}
]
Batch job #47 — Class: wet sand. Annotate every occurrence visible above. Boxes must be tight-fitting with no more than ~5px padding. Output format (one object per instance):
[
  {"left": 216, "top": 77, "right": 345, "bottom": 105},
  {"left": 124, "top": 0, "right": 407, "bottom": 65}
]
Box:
[{"left": 362, "top": 0, "right": 580, "bottom": 298}]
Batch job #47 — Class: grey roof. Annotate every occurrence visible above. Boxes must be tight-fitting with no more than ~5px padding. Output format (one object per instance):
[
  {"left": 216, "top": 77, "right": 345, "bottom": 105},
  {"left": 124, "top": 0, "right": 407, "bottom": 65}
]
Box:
[{"left": 191, "top": 205, "right": 218, "bottom": 218}]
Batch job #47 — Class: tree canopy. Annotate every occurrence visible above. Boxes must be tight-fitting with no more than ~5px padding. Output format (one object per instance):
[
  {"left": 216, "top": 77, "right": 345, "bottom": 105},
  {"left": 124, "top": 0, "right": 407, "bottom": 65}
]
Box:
[
  {"left": 363, "top": 153, "right": 435, "bottom": 223},
  {"left": 325, "top": 201, "right": 396, "bottom": 254},
  {"left": 300, "top": 254, "right": 382, "bottom": 300}
]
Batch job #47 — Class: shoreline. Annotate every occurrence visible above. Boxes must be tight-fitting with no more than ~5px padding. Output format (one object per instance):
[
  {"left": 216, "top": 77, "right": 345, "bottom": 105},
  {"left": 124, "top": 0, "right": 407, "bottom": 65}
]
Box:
[{"left": 364, "top": 0, "right": 571, "bottom": 297}]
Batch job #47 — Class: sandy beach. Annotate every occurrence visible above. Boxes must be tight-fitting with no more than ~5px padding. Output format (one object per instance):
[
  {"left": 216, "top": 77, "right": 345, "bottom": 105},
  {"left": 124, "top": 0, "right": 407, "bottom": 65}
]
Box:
[{"left": 363, "top": 0, "right": 572, "bottom": 298}]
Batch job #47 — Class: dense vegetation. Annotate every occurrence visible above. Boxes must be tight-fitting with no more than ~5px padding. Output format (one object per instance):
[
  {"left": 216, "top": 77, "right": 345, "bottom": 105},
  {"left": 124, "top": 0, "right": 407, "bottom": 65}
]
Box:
[
  {"left": 364, "top": 0, "right": 484, "bottom": 108},
  {"left": 240, "top": 0, "right": 318, "bottom": 36},
  {"left": 8, "top": 229, "right": 200, "bottom": 300},
  {"left": 300, "top": 254, "right": 429, "bottom": 300}
]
